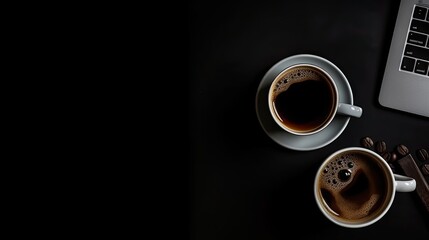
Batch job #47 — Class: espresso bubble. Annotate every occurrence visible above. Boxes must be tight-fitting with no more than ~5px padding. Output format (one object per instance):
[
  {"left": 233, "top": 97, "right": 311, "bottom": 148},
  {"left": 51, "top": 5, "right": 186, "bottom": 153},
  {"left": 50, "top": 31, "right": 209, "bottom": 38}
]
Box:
[{"left": 338, "top": 169, "right": 352, "bottom": 181}]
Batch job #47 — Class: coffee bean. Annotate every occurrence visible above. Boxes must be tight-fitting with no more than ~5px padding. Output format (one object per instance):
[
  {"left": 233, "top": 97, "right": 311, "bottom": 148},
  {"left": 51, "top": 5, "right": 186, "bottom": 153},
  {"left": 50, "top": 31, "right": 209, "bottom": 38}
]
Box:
[
  {"left": 390, "top": 152, "right": 398, "bottom": 162},
  {"left": 360, "top": 136, "right": 374, "bottom": 149},
  {"left": 375, "top": 141, "right": 387, "bottom": 153},
  {"left": 396, "top": 144, "right": 409, "bottom": 156},
  {"left": 382, "top": 152, "right": 391, "bottom": 162},
  {"left": 416, "top": 148, "right": 429, "bottom": 162},
  {"left": 421, "top": 164, "right": 429, "bottom": 176}
]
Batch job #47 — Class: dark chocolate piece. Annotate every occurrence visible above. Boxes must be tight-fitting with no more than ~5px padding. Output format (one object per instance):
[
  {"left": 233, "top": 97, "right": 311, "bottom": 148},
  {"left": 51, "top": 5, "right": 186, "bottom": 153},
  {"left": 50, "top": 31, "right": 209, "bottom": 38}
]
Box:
[
  {"left": 397, "top": 154, "right": 429, "bottom": 213},
  {"left": 422, "top": 164, "right": 429, "bottom": 176}
]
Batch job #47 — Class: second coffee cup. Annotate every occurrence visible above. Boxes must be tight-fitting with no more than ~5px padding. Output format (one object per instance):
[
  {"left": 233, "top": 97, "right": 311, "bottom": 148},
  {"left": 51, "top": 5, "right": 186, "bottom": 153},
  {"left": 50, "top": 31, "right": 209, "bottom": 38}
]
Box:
[
  {"left": 268, "top": 64, "right": 362, "bottom": 135},
  {"left": 314, "top": 147, "right": 416, "bottom": 228}
]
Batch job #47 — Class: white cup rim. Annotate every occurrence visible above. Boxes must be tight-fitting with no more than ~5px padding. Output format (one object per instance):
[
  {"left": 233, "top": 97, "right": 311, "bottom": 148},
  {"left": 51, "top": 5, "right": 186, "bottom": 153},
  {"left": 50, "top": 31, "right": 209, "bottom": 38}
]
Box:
[{"left": 267, "top": 63, "right": 339, "bottom": 136}]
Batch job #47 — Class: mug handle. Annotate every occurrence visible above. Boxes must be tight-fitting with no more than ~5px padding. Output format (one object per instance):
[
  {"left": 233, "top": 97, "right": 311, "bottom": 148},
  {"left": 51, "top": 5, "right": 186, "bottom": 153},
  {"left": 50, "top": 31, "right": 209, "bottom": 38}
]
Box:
[
  {"left": 337, "top": 103, "right": 363, "bottom": 118},
  {"left": 394, "top": 174, "right": 416, "bottom": 192}
]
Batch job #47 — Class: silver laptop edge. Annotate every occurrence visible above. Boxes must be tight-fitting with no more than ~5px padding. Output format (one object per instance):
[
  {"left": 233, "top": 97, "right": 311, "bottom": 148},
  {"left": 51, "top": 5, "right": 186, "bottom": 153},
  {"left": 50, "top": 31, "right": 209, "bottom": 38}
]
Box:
[{"left": 379, "top": 0, "right": 429, "bottom": 117}]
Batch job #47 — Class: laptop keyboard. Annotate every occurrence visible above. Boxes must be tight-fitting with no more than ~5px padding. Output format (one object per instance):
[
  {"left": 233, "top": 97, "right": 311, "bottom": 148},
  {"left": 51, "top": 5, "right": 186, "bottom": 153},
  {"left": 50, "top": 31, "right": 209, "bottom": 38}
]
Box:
[{"left": 401, "top": 5, "right": 429, "bottom": 77}]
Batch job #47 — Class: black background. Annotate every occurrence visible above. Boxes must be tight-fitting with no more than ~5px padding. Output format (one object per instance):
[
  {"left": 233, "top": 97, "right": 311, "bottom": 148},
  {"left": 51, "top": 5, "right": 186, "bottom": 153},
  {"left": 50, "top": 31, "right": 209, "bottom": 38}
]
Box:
[{"left": 189, "top": 0, "right": 429, "bottom": 239}]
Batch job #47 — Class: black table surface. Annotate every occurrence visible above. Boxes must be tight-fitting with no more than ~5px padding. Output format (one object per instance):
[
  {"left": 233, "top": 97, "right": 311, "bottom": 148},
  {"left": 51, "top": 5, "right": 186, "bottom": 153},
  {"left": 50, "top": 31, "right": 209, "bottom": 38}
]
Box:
[{"left": 189, "top": 0, "right": 429, "bottom": 239}]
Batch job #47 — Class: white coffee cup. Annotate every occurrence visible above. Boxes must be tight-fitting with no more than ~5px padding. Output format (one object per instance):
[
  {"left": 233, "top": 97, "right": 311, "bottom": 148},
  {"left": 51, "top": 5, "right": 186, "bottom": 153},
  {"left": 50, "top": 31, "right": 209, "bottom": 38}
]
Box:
[
  {"left": 268, "top": 64, "right": 362, "bottom": 135},
  {"left": 314, "top": 147, "right": 416, "bottom": 228}
]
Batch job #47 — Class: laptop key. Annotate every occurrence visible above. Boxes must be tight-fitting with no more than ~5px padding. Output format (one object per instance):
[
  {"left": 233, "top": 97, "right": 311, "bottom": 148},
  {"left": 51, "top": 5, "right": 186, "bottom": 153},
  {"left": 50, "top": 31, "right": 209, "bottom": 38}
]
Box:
[
  {"left": 415, "top": 60, "right": 429, "bottom": 75},
  {"left": 401, "top": 57, "right": 416, "bottom": 71},
  {"left": 410, "top": 19, "right": 429, "bottom": 35},
  {"left": 404, "top": 44, "right": 429, "bottom": 61},
  {"left": 407, "top": 31, "right": 427, "bottom": 46},
  {"left": 413, "top": 6, "right": 428, "bottom": 20}
]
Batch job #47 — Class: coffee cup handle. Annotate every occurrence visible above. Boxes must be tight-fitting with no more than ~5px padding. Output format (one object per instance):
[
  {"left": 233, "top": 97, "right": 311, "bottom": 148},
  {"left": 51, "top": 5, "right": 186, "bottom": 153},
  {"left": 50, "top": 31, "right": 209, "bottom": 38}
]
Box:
[
  {"left": 337, "top": 103, "right": 363, "bottom": 118},
  {"left": 394, "top": 174, "right": 416, "bottom": 192}
]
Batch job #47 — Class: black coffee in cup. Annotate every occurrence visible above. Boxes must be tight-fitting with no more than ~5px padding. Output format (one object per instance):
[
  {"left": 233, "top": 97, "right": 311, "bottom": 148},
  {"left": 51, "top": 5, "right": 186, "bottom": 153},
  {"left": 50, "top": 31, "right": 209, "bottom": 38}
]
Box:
[
  {"left": 270, "top": 65, "right": 337, "bottom": 134},
  {"left": 316, "top": 151, "right": 391, "bottom": 223}
]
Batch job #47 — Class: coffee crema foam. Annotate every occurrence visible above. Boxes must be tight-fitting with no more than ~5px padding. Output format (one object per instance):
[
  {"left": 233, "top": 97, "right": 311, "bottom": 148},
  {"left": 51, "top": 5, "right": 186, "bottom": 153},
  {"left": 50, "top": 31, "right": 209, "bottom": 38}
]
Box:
[
  {"left": 318, "top": 152, "right": 389, "bottom": 222},
  {"left": 271, "top": 67, "right": 327, "bottom": 101}
]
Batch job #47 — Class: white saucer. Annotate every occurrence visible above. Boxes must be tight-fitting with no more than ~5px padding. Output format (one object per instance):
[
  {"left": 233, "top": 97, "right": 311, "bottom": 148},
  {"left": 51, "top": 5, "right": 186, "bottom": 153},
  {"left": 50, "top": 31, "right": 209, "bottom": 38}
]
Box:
[{"left": 255, "top": 54, "right": 354, "bottom": 151}]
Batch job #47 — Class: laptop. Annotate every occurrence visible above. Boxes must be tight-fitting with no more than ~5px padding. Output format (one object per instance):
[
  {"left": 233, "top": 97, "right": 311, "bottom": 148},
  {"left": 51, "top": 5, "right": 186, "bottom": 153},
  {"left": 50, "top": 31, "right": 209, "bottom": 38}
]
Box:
[{"left": 379, "top": 0, "right": 429, "bottom": 117}]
